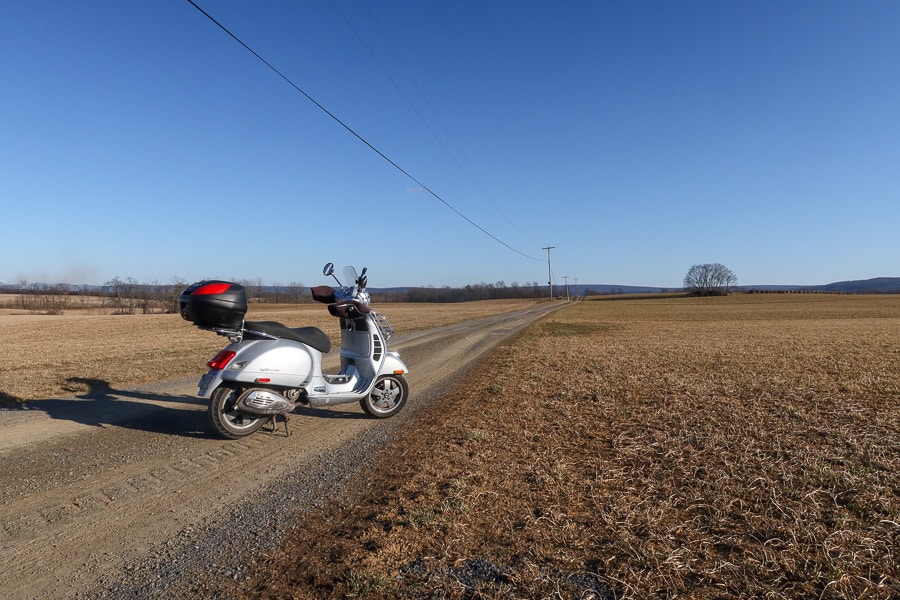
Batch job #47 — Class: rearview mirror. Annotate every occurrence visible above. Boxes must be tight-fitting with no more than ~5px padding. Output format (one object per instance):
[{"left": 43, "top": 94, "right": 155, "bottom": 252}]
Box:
[{"left": 323, "top": 263, "right": 335, "bottom": 277}]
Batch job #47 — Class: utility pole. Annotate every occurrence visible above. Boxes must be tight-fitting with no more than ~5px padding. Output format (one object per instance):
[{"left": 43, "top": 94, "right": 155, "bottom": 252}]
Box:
[
  {"left": 542, "top": 246, "right": 555, "bottom": 299},
  {"left": 563, "top": 275, "right": 570, "bottom": 301}
]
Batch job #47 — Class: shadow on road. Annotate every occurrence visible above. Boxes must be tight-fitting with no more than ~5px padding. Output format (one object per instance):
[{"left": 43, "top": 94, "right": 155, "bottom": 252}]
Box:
[
  {"left": 0, "top": 390, "right": 19, "bottom": 409},
  {"left": 10, "top": 378, "right": 370, "bottom": 438},
  {"left": 293, "top": 405, "right": 369, "bottom": 420},
  {"left": 16, "top": 377, "right": 213, "bottom": 438}
]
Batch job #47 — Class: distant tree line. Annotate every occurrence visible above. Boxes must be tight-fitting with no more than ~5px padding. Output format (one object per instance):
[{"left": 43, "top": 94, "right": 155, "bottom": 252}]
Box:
[
  {"left": 745, "top": 289, "right": 850, "bottom": 295},
  {"left": 0, "top": 282, "right": 94, "bottom": 314},
  {"left": 7, "top": 265, "right": 894, "bottom": 313},
  {"left": 0, "top": 279, "right": 192, "bottom": 314},
  {"left": 372, "top": 281, "right": 549, "bottom": 303},
  {"left": 0, "top": 278, "right": 559, "bottom": 312}
]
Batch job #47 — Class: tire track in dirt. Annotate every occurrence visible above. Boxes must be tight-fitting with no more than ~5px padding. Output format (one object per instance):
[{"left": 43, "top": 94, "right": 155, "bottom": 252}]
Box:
[
  {"left": 0, "top": 400, "right": 379, "bottom": 599},
  {"left": 0, "top": 302, "right": 564, "bottom": 600}
]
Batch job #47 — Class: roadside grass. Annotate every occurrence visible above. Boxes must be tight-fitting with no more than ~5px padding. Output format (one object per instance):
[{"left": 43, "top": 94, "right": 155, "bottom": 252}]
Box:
[
  {"left": 224, "top": 294, "right": 899, "bottom": 599},
  {"left": 0, "top": 299, "right": 540, "bottom": 404}
]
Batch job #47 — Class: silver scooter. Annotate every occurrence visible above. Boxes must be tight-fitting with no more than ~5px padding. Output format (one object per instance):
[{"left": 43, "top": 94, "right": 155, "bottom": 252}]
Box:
[{"left": 179, "top": 263, "right": 409, "bottom": 439}]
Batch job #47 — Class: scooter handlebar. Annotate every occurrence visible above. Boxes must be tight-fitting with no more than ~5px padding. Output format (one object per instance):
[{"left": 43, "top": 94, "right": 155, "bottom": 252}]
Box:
[{"left": 311, "top": 285, "right": 337, "bottom": 304}]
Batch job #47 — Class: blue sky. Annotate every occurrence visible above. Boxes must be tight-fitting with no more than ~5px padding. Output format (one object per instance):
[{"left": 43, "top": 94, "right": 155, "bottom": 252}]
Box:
[{"left": 2, "top": 1, "right": 898, "bottom": 289}]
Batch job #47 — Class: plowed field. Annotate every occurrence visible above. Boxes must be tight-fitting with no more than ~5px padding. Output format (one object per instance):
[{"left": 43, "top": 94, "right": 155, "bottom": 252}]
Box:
[{"left": 222, "top": 294, "right": 900, "bottom": 599}]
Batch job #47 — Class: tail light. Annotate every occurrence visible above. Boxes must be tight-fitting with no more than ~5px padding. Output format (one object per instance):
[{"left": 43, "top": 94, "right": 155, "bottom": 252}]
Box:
[{"left": 207, "top": 350, "right": 236, "bottom": 370}]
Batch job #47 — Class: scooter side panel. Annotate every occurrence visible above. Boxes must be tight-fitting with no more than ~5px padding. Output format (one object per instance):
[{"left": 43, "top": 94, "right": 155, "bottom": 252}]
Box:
[{"left": 218, "top": 339, "right": 317, "bottom": 389}]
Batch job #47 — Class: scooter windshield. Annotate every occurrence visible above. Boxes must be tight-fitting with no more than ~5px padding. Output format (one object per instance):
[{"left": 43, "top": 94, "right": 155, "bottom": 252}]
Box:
[{"left": 343, "top": 265, "right": 358, "bottom": 286}]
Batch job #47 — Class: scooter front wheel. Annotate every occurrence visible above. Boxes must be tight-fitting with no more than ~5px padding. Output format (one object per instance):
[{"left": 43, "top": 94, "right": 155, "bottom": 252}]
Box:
[
  {"left": 360, "top": 374, "right": 409, "bottom": 418},
  {"left": 209, "top": 386, "right": 266, "bottom": 439}
]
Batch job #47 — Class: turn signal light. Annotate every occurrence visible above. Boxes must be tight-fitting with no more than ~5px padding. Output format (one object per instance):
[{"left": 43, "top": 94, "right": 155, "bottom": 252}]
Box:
[{"left": 207, "top": 350, "right": 236, "bottom": 370}]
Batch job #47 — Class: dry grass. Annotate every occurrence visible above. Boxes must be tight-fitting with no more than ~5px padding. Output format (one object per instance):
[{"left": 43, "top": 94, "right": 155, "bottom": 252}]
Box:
[
  {"left": 222, "top": 294, "right": 899, "bottom": 599},
  {"left": 0, "top": 299, "right": 539, "bottom": 404}
]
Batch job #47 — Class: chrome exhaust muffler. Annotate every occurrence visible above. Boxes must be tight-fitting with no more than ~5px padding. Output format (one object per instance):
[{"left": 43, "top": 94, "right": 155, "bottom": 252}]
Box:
[{"left": 236, "top": 388, "right": 294, "bottom": 415}]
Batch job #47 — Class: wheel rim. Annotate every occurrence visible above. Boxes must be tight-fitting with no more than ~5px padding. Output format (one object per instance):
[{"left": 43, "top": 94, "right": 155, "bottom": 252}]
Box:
[
  {"left": 369, "top": 377, "right": 403, "bottom": 414},
  {"left": 221, "top": 389, "right": 262, "bottom": 432}
]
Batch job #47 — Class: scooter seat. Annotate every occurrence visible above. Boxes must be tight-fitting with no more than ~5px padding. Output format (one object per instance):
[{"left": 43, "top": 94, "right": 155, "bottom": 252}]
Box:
[{"left": 243, "top": 321, "right": 332, "bottom": 353}]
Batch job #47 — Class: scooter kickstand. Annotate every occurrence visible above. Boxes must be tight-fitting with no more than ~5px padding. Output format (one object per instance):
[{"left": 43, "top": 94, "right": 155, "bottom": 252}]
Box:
[{"left": 265, "top": 414, "right": 291, "bottom": 437}]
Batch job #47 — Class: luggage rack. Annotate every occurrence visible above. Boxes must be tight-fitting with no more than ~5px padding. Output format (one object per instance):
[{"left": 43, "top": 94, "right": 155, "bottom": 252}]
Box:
[
  {"left": 197, "top": 324, "right": 244, "bottom": 341},
  {"left": 371, "top": 312, "right": 394, "bottom": 340}
]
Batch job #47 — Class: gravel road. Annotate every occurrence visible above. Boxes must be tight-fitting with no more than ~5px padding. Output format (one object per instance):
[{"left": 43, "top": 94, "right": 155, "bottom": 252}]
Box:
[{"left": 0, "top": 303, "right": 563, "bottom": 600}]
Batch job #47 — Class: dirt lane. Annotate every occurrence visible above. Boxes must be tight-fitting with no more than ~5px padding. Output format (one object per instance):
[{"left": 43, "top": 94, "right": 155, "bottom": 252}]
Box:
[{"left": 0, "top": 302, "right": 563, "bottom": 600}]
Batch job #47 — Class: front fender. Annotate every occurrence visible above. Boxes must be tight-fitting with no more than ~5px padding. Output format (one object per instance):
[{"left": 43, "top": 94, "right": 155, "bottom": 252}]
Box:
[{"left": 379, "top": 351, "right": 409, "bottom": 377}]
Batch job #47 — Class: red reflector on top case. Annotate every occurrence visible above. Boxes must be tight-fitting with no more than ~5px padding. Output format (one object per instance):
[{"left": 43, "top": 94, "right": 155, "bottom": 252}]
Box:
[{"left": 195, "top": 282, "right": 232, "bottom": 295}]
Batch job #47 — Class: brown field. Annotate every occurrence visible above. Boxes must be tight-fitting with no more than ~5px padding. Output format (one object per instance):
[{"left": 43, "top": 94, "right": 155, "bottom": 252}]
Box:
[
  {"left": 0, "top": 299, "right": 541, "bottom": 404},
  {"left": 213, "top": 293, "right": 899, "bottom": 598}
]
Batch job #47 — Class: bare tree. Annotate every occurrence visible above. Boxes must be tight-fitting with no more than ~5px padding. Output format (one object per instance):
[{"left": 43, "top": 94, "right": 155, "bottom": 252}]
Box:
[
  {"left": 286, "top": 281, "right": 308, "bottom": 304},
  {"left": 169, "top": 278, "right": 188, "bottom": 313},
  {"left": 683, "top": 263, "right": 737, "bottom": 296},
  {"left": 234, "top": 278, "right": 262, "bottom": 304},
  {"left": 106, "top": 276, "right": 138, "bottom": 314}
]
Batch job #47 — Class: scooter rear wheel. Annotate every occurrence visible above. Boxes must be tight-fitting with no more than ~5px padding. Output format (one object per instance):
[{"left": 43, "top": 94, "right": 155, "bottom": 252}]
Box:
[
  {"left": 360, "top": 374, "right": 409, "bottom": 418},
  {"left": 209, "top": 386, "right": 266, "bottom": 439}
]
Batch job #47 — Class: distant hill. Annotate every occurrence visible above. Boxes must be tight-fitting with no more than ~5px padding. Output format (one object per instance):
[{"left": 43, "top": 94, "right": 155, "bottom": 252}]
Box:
[
  {"left": 741, "top": 277, "right": 900, "bottom": 294},
  {"left": 562, "top": 278, "right": 900, "bottom": 296},
  {"left": 812, "top": 277, "right": 900, "bottom": 294},
  {"left": 572, "top": 278, "right": 900, "bottom": 295},
  {"left": 569, "top": 284, "right": 670, "bottom": 295}
]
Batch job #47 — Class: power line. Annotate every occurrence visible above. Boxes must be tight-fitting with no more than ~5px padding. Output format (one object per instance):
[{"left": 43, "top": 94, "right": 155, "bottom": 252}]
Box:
[
  {"left": 184, "top": 0, "right": 539, "bottom": 261},
  {"left": 355, "top": 0, "right": 519, "bottom": 232}
]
